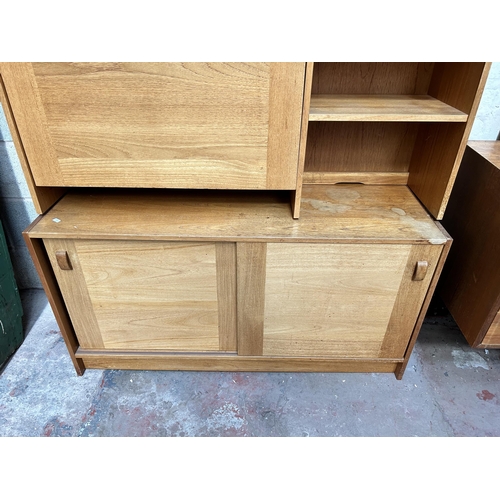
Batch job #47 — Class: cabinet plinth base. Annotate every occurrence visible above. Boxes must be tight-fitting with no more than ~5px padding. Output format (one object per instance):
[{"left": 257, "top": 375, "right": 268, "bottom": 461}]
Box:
[{"left": 77, "top": 349, "right": 401, "bottom": 374}]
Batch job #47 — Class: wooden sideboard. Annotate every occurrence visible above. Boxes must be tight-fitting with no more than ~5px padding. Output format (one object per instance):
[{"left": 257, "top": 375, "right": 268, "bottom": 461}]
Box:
[
  {"left": 439, "top": 141, "right": 500, "bottom": 348},
  {"left": 0, "top": 62, "right": 490, "bottom": 378}
]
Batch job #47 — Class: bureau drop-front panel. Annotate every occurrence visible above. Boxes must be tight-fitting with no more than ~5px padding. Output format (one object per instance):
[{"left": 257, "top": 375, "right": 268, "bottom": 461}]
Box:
[{"left": 1, "top": 62, "right": 305, "bottom": 191}]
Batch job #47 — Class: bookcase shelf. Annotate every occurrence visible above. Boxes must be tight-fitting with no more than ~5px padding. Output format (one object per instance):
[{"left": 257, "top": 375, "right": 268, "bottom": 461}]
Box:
[{"left": 309, "top": 95, "right": 468, "bottom": 122}]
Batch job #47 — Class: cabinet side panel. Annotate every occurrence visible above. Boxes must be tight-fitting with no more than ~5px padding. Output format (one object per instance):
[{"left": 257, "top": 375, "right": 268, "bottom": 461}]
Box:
[
  {"left": 23, "top": 232, "right": 85, "bottom": 375},
  {"left": 266, "top": 63, "right": 306, "bottom": 189},
  {"left": 0, "top": 63, "right": 62, "bottom": 186},
  {"left": 0, "top": 71, "right": 67, "bottom": 214},
  {"left": 408, "top": 63, "right": 490, "bottom": 219},
  {"left": 428, "top": 63, "right": 490, "bottom": 114}
]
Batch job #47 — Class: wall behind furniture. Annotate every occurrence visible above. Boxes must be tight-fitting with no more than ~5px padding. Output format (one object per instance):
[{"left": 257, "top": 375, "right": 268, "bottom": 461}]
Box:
[
  {"left": 0, "top": 62, "right": 499, "bottom": 290},
  {"left": 470, "top": 62, "right": 500, "bottom": 140},
  {"left": 0, "top": 104, "right": 40, "bottom": 288}
]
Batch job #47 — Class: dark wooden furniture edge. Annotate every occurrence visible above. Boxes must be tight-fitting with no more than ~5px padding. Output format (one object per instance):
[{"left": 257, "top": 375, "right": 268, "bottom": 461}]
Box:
[{"left": 23, "top": 218, "right": 85, "bottom": 375}]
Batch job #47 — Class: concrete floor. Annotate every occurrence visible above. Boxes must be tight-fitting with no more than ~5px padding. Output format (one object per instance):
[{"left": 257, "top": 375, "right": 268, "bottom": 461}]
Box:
[{"left": 0, "top": 289, "right": 499, "bottom": 437}]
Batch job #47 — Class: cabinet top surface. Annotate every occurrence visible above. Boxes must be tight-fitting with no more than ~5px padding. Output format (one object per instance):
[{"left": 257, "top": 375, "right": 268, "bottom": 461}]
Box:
[
  {"left": 468, "top": 141, "right": 500, "bottom": 168},
  {"left": 28, "top": 186, "right": 447, "bottom": 244}
]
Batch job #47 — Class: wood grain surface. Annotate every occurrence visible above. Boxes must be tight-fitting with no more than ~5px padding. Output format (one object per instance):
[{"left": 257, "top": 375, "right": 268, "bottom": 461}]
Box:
[
  {"left": 236, "top": 243, "right": 267, "bottom": 355},
  {"left": 302, "top": 172, "right": 409, "bottom": 185},
  {"left": 215, "top": 243, "right": 237, "bottom": 351},
  {"left": 304, "top": 122, "right": 419, "bottom": 173},
  {"left": 78, "top": 349, "right": 401, "bottom": 373},
  {"left": 408, "top": 63, "right": 490, "bottom": 219},
  {"left": 44, "top": 239, "right": 231, "bottom": 351},
  {"left": 44, "top": 239, "right": 105, "bottom": 349},
  {"left": 2, "top": 62, "right": 304, "bottom": 190},
  {"left": 469, "top": 140, "right": 500, "bottom": 166},
  {"left": 262, "top": 243, "right": 410, "bottom": 357},
  {"left": 28, "top": 186, "right": 447, "bottom": 244},
  {"left": 395, "top": 225, "right": 452, "bottom": 379},
  {"left": 311, "top": 63, "right": 434, "bottom": 95},
  {"left": 482, "top": 311, "right": 500, "bottom": 347},
  {"left": 292, "top": 62, "right": 314, "bottom": 218},
  {"left": 439, "top": 144, "right": 500, "bottom": 347},
  {"left": 23, "top": 229, "right": 85, "bottom": 374},
  {"left": 309, "top": 95, "right": 467, "bottom": 122},
  {"left": 378, "top": 245, "right": 441, "bottom": 358},
  {"left": 0, "top": 70, "right": 66, "bottom": 213}
]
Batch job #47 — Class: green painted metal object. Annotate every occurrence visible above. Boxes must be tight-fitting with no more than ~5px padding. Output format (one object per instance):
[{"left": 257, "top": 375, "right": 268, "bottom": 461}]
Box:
[{"left": 0, "top": 219, "right": 23, "bottom": 368}]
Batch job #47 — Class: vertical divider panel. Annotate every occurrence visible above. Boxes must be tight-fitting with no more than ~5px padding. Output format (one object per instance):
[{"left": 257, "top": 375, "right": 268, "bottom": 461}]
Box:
[
  {"left": 291, "top": 62, "right": 314, "bottom": 219},
  {"left": 215, "top": 242, "right": 237, "bottom": 351},
  {"left": 236, "top": 242, "right": 267, "bottom": 356},
  {"left": 266, "top": 63, "right": 307, "bottom": 190},
  {"left": 408, "top": 63, "right": 491, "bottom": 219}
]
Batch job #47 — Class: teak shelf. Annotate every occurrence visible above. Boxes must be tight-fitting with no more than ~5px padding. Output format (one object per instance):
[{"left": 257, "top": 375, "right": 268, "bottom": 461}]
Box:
[
  {"left": 309, "top": 95, "right": 468, "bottom": 122},
  {"left": 0, "top": 61, "right": 490, "bottom": 379}
]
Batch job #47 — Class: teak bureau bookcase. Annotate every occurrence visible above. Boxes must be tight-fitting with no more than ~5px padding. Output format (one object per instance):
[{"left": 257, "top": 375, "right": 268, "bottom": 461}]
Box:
[{"left": 0, "top": 62, "right": 490, "bottom": 379}]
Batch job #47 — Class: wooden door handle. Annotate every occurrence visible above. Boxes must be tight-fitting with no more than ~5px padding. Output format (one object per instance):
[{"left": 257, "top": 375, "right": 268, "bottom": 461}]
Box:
[
  {"left": 412, "top": 261, "right": 428, "bottom": 281},
  {"left": 55, "top": 250, "right": 73, "bottom": 270}
]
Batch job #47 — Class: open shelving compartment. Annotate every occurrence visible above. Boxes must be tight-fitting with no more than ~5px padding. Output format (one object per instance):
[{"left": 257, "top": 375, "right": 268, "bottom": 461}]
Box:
[{"left": 293, "top": 62, "right": 491, "bottom": 219}]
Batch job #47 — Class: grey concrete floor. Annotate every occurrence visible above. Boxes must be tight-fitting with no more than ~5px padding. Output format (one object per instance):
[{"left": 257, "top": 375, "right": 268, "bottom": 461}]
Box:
[{"left": 0, "top": 289, "right": 499, "bottom": 437}]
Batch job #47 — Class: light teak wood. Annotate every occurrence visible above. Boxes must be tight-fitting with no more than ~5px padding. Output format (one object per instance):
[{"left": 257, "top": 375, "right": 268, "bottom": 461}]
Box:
[
  {"left": 43, "top": 239, "right": 237, "bottom": 352},
  {"left": 247, "top": 243, "right": 442, "bottom": 359},
  {"left": 309, "top": 95, "right": 467, "bottom": 122},
  {"left": 482, "top": 311, "right": 500, "bottom": 348},
  {"left": 292, "top": 62, "right": 314, "bottom": 219},
  {"left": 1, "top": 62, "right": 304, "bottom": 190},
  {"left": 412, "top": 261, "right": 428, "bottom": 281},
  {"left": 237, "top": 243, "right": 267, "bottom": 356},
  {"left": 304, "top": 122, "right": 419, "bottom": 174},
  {"left": 55, "top": 250, "right": 72, "bottom": 270},
  {"left": 302, "top": 172, "right": 409, "bottom": 185},
  {"left": 303, "top": 62, "right": 490, "bottom": 220},
  {"left": 26, "top": 183, "right": 449, "bottom": 377},
  {"left": 395, "top": 224, "right": 452, "bottom": 379},
  {"left": 29, "top": 186, "right": 447, "bottom": 245},
  {"left": 0, "top": 69, "right": 66, "bottom": 214}
]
